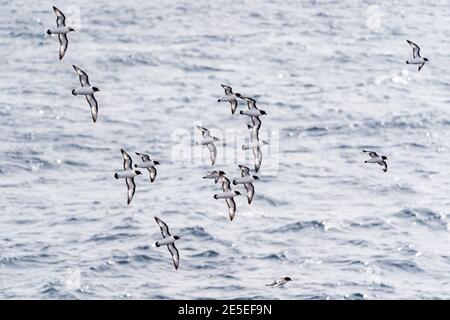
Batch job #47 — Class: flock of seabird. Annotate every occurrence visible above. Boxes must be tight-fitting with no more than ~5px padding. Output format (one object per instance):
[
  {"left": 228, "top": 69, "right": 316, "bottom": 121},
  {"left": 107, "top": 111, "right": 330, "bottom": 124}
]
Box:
[{"left": 45, "top": 6, "right": 430, "bottom": 286}]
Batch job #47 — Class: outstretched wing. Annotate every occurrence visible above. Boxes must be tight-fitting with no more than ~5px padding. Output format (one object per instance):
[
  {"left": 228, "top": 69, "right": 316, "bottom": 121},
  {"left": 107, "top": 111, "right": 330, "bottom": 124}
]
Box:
[
  {"left": 196, "top": 125, "right": 211, "bottom": 138},
  {"left": 135, "top": 152, "right": 151, "bottom": 162},
  {"left": 53, "top": 6, "right": 66, "bottom": 27},
  {"left": 251, "top": 116, "right": 262, "bottom": 133},
  {"left": 253, "top": 145, "right": 262, "bottom": 173},
  {"left": 244, "top": 183, "right": 255, "bottom": 204},
  {"left": 72, "top": 65, "right": 90, "bottom": 87},
  {"left": 126, "top": 178, "right": 136, "bottom": 205},
  {"left": 239, "top": 165, "right": 251, "bottom": 177},
  {"left": 362, "top": 150, "right": 379, "bottom": 158},
  {"left": 121, "top": 149, "right": 133, "bottom": 170},
  {"left": 148, "top": 167, "right": 157, "bottom": 183},
  {"left": 154, "top": 216, "right": 171, "bottom": 237},
  {"left": 240, "top": 96, "right": 256, "bottom": 109},
  {"left": 226, "top": 197, "right": 237, "bottom": 221},
  {"left": 167, "top": 243, "right": 180, "bottom": 270},
  {"left": 221, "top": 176, "right": 232, "bottom": 192},
  {"left": 86, "top": 95, "right": 98, "bottom": 123},
  {"left": 407, "top": 40, "right": 421, "bottom": 58},
  {"left": 230, "top": 100, "right": 238, "bottom": 114},
  {"left": 221, "top": 84, "right": 233, "bottom": 95},
  {"left": 380, "top": 161, "right": 388, "bottom": 172},
  {"left": 208, "top": 143, "right": 217, "bottom": 165},
  {"left": 58, "top": 33, "right": 68, "bottom": 60}
]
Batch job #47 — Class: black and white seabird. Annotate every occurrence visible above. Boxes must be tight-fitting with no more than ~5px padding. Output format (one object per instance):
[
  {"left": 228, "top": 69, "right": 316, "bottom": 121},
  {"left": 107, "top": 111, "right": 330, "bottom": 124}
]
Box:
[
  {"left": 406, "top": 40, "right": 429, "bottom": 71},
  {"left": 239, "top": 96, "right": 267, "bottom": 117},
  {"left": 266, "top": 277, "right": 292, "bottom": 288},
  {"left": 214, "top": 175, "right": 241, "bottom": 221},
  {"left": 154, "top": 217, "right": 180, "bottom": 270},
  {"left": 233, "top": 165, "right": 260, "bottom": 204},
  {"left": 196, "top": 125, "right": 220, "bottom": 165},
  {"left": 72, "top": 65, "right": 100, "bottom": 123},
  {"left": 218, "top": 85, "right": 242, "bottom": 114},
  {"left": 203, "top": 170, "right": 226, "bottom": 184},
  {"left": 114, "top": 149, "right": 142, "bottom": 204},
  {"left": 362, "top": 150, "right": 388, "bottom": 172},
  {"left": 47, "top": 6, "right": 75, "bottom": 60},
  {"left": 134, "top": 152, "right": 160, "bottom": 183}
]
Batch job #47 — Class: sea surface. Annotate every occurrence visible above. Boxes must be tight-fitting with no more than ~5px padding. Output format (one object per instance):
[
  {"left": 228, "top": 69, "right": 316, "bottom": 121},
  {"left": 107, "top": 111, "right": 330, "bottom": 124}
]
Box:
[{"left": 0, "top": 0, "right": 449, "bottom": 299}]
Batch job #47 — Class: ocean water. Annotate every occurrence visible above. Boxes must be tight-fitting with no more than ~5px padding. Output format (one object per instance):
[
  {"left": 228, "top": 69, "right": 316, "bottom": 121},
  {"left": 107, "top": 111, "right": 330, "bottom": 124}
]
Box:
[{"left": 0, "top": 0, "right": 449, "bottom": 299}]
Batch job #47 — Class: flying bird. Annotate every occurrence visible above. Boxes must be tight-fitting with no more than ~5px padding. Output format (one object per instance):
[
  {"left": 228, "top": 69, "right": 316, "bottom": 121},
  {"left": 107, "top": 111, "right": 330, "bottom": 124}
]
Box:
[
  {"left": 196, "top": 125, "right": 220, "bottom": 165},
  {"left": 266, "top": 277, "right": 292, "bottom": 288},
  {"left": 239, "top": 96, "right": 267, "bottom": 117},
  {"left": 134, "top": 152, "right": 160, "bottom": 183},
  {"left": 232, "top": 165, "right": 260, "bottom": 204},
  {"left": 114, "top": 149, "right": 142, "bottom": 204},
  {"left": 406, "top": 40, "right": 429, "bottom": 71},
  {"left": 154, "top": 217, "right": 180, "bottom": 270},
  {"left": 47, "top": 6, "right": 75, "bottom": 60},
  {"left": 72, "top": 65, "right": 100, "bottom": 123},
  {"left": 214, "top": 175, "right": 241, "bottom": 221},
  {"left": 363, "top": 150, "right": 388, "bottom": 172},
  {"left": 218, "top": 85, "right": 242, "bottom": 114}
]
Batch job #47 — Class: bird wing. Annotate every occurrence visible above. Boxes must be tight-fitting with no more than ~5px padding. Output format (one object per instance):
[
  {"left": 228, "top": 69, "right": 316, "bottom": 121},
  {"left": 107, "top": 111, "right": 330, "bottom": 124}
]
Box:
[
  {"left": 135, "top": 152, "right": 151, "bottom": 162},
  {"left": 148, "top": 167, "right": 157, "bottom": 183},
  {"left": 207, "top": 143, "right": 217, "bottom": 165},
  {"left": 244, "top": 183, "right": 255, "bottom": 204},
  {"left": 226, "top": 197, "right": 237, "bottom": 221},
  {"left": 241, "top": 96, "right": 256, "bottom": 110},
  {"left": 126, "top": 178, "right": 136, "bottom": 205},
  {"left": 230, "top": 100, "right": 237, "bottom": 114},
  {"left": 380, "top": 160, "right": 388, "bottom": 172},
  {"left": 121, "top": 149, "right": 133, "bottom": 170},
  {"left": 72, "top": 65, "right": 90, "bottom": 87},
  {"left": 53, "top": 6, "right": 66, "bottom": 27},
  {"left": 86, "top": 95, "right": 98, "bottom": 123},
  {"left": 167, "top": 243, "right": 180, "bottom": 270},
  {"left": 154, "top": 217, "right": 172, "bottom": 237},
  {"left": 362, "top": 150, "right": 379, "bottom": 158},
  {"left": 221, "top": 84, "right": 233, "bottom": 95},
  {"left": 221, "top": 176, "right": 232, "bottom": 192},
  {"left": 239, "top": 165, "right": 251, "bottom": 177},
  {"left": 253, "top": 145, "right": 262, "bottom": 173},
  {"left": 196, "top": 125, "right": 211, "bottom": 138},
  {"left": 407, "top": 40, "right": 421, "bottom": 58},
  {"left": 58, "top": 33, "right": 68, "bottom": 60}
]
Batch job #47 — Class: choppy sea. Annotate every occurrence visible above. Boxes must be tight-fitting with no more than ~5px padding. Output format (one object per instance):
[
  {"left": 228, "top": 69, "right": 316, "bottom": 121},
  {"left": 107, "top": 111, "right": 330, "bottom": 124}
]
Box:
[{"left": 0, "top": 0, "right": 449, "bottom": 299}]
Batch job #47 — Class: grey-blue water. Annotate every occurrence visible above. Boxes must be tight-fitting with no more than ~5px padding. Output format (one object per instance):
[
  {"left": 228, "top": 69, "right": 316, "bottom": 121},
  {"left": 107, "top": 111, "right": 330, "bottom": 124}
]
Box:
[{"left": 0, "top": 0, "right": 449, "bottom": 299}]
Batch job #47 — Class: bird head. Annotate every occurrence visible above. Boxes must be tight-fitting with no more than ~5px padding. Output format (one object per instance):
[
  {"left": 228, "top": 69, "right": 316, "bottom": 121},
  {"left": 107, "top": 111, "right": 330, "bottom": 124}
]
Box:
[
  {"left": 261, "top": 110, "right": 267, "bottom": 115},
  {"left": 253, "top": 176, "right": 260, "bottom": 180},
  {"left": 219, "top": 171, "right": 226, "bottom": 175},
  {"left": 68, "top": 27, "right": 75, "bottom": 32},
  {"left": 284, "top": 277, "right": 292, "bottom": 282},
  {"left": 174, "top": 236, "right": 181, "bottom": 240},
  {"left": 235, "top": 191, "right": 241, "bottom": 196},
  {"left": 92, "top": 87, "right": 100, "bottom": 92},
  {"left": 423, "top": 58, "right": 429, "bottom": 62},
  {"left": 382, "top": 156, "right": 388, "bottom": 160},
  {"left": 235, "top": 93, "right": 242, "bottom": 98},
  {"left": 214, "top": 137, "right": 220, "bottom": 142},
  {"left": 135, "top": 170, "right": 142, "bottom": 175},
  {"left": 154, "top": 161, "right": 161, "bottom": 165}
]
